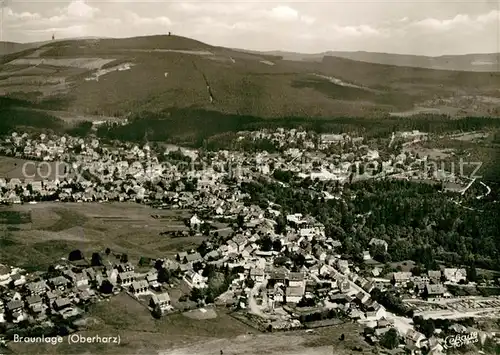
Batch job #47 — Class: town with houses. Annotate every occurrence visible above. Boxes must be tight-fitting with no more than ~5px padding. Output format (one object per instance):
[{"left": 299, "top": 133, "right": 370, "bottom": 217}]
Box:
[
  {"left": 0, "top": 127, "right": 498, "bottom": 354},
  {"left": 0, "top": 128, "right": 479, "bottom": 205}
]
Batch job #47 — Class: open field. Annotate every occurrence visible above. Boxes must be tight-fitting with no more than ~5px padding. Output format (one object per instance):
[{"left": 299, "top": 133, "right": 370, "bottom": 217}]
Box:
[
  {"left": 8, "top": 292, "right": 370, "bottom": 355},
  {"left": 0, "top": 156, "right": 61, "bottom": 181},
  {"left": 0, "top": 202, "right": 195, "bottom": 270}
]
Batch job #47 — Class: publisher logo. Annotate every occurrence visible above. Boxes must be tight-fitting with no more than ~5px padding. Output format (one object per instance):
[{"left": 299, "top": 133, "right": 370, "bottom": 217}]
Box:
[{"left": 443, "top": 332, "right": 479, "bottom": 350}]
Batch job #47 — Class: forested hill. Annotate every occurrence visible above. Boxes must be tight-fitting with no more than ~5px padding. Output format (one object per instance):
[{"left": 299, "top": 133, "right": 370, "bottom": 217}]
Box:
[{"left": 1, "top": 35, "right": 500, "bottom": 118}]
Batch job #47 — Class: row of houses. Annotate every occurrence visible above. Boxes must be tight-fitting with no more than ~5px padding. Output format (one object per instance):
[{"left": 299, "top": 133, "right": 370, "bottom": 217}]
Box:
[{"left": 0, "top": 259, "right": 174, "bottom": 328}]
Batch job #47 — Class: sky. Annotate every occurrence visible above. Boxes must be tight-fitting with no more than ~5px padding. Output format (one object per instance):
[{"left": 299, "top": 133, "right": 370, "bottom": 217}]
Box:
[{"left": 1, "top": 0, "right": 499, "bottom": 56}]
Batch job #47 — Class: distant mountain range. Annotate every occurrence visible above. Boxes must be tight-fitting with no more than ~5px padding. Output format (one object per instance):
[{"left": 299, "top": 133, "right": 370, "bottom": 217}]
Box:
[
  {"left": 3, "top": 37, "right": 499, "bottom": 72},
  {"left": 1, "top": 35, "right": 499, "bottom": 122},
  {"left": 3, "top": 38, "right": 499, "bottom": 72},
  {"left": 244, "top": 50, "right": 500, "bottom": 72}
]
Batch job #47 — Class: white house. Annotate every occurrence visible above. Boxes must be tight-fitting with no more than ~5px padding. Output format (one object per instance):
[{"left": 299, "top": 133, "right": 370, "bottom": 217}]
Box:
[
  {"left": 286, "top": 213, "right": 305, "bottom": 225},
  {"left": 427, "top": 337, "right": 445, "bottom": 355},
  {"left": 337, "top": 260, "right": 350, "bottom": 274},
  {"left": 355, "top": 291, "right": 370, "bottom": 306},
  {"left": 424, "top": 283, "right": 447, "bottom": 299},
  {"left": 405, "top": 329, "right": 426, "bottom": 349},
  {"left": 117, "top": 271, "right": 135, "bottom": 286},
  {"left": 190, "top": 214, "right": 203, "bottom": 228},
  {"left": 337, "top": 277, "right": 351, "bottom": 293},
  {"left": 288, "top": 272, "right": 305, "bottom": 288},
  {"left": 184, "top": 271, "right": 207, "bottom": 289},
  {"left": 392, "top": 272, "right": 412, "bottom": 286},
  {"left": 443, "top": 268, "right": 467, "bottom": 283},
  {"left": 150, "top": 292, "right": 171, "bottom": 312},
  {"left": 107, "top": 269, "right": 118, "bottom": 285},
  {"left": 26, "top": 281, "right": 48, "bottom": 295},
  {"left": 232, "top": 235, "right": 247, "bottom": 252},
  {"left": 6, "top": 300, "right": 23, "bottom": 314},
  {"left": 299, "top": 228, "right": 316, "bottom": 239},
  {"left": 185, "top": 252, "right": 202, "bottom": 264},
  {"left": 227, "top": 241, "right": 238, "bottom": 254},
  {"left": 130, "top": 280, "right": 149, "bottom": 296},
  {"left": 117, "top": 262, "right": 134, "bottom": 273},
  {"left": 365, "top": 305, "right": 386, "bottom": 321},
  {"left": 74, "top": 273, "right": 89, "bottom": 288},
  {"left": 285, "top": 286, "right": 305, "bottom": 304},
  {"left": 204, "top": 250, "right": 220, "bottom": 261},
  {"left": 241, "top": 246, "right": 254, "bottom": 259},
  {"left": 49, "top": 276, "right": 69, "bottom": 291},
  {"left": 319, "top": 264, "right": 333, "bottom": 277},
  {"left": 146, "top": 272, "right": 160, "bottom": 290},
  {"left": 249, "top": 268, "right": 265, "bottom": 283}
]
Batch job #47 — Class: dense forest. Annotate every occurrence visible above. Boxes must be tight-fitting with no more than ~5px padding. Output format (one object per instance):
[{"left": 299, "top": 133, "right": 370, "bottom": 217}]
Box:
[
  {"left": 240, "top": 178, "right": 500, "bottom": 271},
  {"left": 2, "top": 96, "right": 500, "bottom": 143},
  {"left": 0, "top": 107, "right": 63, "bottom": 136}
]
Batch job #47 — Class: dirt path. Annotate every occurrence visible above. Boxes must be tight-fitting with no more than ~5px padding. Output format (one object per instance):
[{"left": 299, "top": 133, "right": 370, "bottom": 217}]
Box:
[
  {"left": 247, "top": 282, "right": 265, "bottom": 317},
  {"left": 160, "top": 334, "right": 336, "bottom": 355}
]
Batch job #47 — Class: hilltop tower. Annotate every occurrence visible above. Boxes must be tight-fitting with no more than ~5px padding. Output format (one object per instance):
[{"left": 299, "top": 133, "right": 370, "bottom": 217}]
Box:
[{"left": 52, "top": 33, "right": 55, "bottom": 40}]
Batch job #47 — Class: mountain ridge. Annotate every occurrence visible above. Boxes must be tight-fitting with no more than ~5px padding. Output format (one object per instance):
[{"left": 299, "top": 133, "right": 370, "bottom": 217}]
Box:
[
  {"left": 1, "top": 35, "right": 499, "bottom": 120},
  {"left": 249, "top": 49, "right": 500, "bottom": 72},
  {"left": 3, "top": 36, "right": 499, "bottom": 72}
]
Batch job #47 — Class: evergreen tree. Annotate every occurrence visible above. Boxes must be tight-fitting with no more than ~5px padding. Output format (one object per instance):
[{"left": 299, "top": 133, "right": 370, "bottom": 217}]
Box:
[
  {"left": 380, "top": 328, "right": 399, "bottom": 349},
  {"left": 91, "top": 252, "right": 103, "bottom": 266}
]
